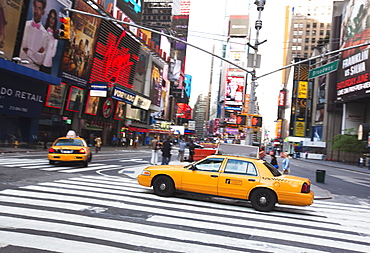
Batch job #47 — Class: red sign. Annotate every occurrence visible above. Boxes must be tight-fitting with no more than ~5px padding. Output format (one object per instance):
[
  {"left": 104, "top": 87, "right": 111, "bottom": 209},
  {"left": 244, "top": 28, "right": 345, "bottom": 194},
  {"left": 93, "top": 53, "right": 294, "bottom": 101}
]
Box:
[
  {"left": 90, "top": 25, "right": 139, "bottom": 88},
  {"left": 278, "top": 90, "right": 286, "bottom": 107}
]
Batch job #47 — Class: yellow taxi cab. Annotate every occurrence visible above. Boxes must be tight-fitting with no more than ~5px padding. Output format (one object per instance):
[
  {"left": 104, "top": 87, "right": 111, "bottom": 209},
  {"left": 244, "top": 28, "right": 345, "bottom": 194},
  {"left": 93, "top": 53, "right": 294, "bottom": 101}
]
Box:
[
  {"left": 48, "top": 130, "right": 92, "bottom": 167},
  {"left": 138, "top": 154, "right": 314, "bottom": 212}
]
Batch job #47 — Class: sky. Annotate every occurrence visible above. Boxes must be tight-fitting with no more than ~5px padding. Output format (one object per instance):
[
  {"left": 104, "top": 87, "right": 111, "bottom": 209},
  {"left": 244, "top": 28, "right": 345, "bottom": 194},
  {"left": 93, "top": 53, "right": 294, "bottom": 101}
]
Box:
[{"left": 185, "top": 0, "right": 291, "bottom": 139}]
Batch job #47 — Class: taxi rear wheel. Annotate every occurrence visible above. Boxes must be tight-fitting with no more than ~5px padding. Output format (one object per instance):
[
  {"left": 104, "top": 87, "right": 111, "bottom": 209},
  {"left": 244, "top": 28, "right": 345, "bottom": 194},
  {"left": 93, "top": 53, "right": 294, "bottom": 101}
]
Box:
[
  {"left": 82, "top": 161, "right": 88, "bottom": 167},
  {"left": 49, "top": 160, "right": 56, "bottom": 165},
  {"left": 250, "top": 188, "right": 276, "bottom": 212},
  {"left": 153, "top": 176, "right": 175, "bottom": 197}
]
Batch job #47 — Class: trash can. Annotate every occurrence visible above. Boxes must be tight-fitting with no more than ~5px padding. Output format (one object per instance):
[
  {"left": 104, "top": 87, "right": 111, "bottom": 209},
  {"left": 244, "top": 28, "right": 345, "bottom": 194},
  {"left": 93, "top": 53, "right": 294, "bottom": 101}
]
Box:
[{"left": 316, "top": 170, "right": 326, "bottom": 183}]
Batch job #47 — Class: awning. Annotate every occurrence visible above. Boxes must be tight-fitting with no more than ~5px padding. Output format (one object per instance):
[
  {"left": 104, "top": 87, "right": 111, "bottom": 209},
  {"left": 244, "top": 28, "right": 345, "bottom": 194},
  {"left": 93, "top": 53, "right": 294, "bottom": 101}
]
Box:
[{"left": 0, "top": 58, "right": 61, "bottom": 85}]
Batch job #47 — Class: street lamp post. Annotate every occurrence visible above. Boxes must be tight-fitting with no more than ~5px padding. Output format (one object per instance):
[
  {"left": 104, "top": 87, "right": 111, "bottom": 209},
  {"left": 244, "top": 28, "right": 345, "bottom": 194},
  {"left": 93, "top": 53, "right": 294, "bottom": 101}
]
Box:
[{"left": 246, "top": 0, "right": 266, "bottom": 145}]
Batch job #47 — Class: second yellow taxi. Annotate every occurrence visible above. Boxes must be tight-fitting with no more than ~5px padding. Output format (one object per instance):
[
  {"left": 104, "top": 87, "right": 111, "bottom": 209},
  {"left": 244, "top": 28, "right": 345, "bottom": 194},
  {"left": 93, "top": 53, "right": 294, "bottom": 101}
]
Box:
[
  {"left": 138, "top": 154, "right": 314, "bottom": 212},
  {"left": 48, "top": 130, "right": 92, "bottom": 167}
]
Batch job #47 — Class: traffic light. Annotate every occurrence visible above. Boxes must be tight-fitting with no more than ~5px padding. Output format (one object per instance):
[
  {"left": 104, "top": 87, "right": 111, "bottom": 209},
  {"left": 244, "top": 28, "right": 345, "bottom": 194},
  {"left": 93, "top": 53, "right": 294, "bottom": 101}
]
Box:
[
  {"left": 252, "top": 116, "right": 263, "bottom": 127},
  {"left": 59, "top": 17, "right": 71, "bottom": 39},
  {"left": 236, "top": 114, "right": 247, "bottom": 125}
]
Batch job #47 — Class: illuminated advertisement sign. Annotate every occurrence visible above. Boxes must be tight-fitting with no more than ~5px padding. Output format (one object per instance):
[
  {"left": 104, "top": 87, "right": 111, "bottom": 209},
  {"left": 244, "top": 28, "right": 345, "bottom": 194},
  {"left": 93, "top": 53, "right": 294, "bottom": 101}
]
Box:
[
  {"left": 278, "top": 90, "right": 286, "bottom": 107},
  {"left": 225, "top": 76, "right": 244, "bottom": 106},
  {"left": 66, "top": 86, "right": 84, "bottom": 112},
  {"left": 112, "top": 86, "right": 135, "bottom": 104},
  {"left": 45, "top": 83, "right": 67, "bottom": 109},
  {"left": 84, "top": 94, "right": 100, "bottom": 115},
  {"left": 90, "top": 20, "right": 139, "bottom": 89},
  {"left": 337, "top": 0, "right": 370, "bottom": 101},
  {"left": 90, "top": 83, "right": 107, "bottom": 97},
  {"left": 116, "top": 0, "right": 143, "bottom": 23}
]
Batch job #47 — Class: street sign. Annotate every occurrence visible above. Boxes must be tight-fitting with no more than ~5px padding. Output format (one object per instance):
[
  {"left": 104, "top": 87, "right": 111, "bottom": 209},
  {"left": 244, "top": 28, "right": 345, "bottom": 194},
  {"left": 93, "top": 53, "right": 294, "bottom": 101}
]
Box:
[{"left": 308, "top": 60, "right": 339, "bottom": 79}]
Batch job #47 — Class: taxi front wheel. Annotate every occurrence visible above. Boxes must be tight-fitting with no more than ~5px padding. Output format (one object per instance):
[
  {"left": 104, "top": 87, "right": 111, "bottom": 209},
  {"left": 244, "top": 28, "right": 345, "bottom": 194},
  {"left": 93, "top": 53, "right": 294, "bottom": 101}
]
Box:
[
  {"left": 153, "top": 176, "right": 175, "bottom": 197},
  {"left": 250, "top": 188, "right": 277, "bottom": 212}
]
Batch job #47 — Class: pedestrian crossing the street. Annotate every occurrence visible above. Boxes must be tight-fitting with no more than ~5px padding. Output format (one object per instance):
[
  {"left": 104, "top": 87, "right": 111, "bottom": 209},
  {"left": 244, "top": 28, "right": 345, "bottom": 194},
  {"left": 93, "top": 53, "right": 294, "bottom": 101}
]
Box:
[
  {"left": 0, "top": 174, "right": 370, "bottom": 252},
  {"left": 0, "top": 158, "right": 149, "bottom": 174}
]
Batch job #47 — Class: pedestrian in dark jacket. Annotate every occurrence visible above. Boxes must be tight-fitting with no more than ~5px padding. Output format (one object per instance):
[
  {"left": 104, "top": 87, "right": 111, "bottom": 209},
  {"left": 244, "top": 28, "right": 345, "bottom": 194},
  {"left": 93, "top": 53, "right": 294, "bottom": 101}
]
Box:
[
  {"left": 188, "top": 140, "right": 196, "bottom": 162},
  {"left": 270, "top": 155, "right": 279, "bottom": 169},
  {"left": 161, "top": 138, "right": 172, "bottom": 165}
]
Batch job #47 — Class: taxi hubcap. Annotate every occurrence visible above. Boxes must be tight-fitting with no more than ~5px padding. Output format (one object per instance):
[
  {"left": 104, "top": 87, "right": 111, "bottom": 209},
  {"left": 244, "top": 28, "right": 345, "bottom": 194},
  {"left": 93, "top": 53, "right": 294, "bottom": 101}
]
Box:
[
  {"left": 259, "top": 196, "right": 267, "bottom": 205},
  {"left": 159, "top": 183, "right": 167, "bottom": 191}
]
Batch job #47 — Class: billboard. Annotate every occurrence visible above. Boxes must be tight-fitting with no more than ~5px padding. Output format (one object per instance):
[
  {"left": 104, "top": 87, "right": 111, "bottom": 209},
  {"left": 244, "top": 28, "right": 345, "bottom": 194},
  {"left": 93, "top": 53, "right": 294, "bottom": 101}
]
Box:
[
  {"left": 116, "top": 0, "right": 143, "bottom": 24},
  {"left": 84, "top": 94, "right": 100, "bottom": 115},
  {"left": 150, "top": 64, "right": 162, "bottom": 107},
  {"left": 228, "top": 15, "right": 249, "bottom": 37},
  {"left": 19, "top": 0, "right": 72, "bottom": 75},
  {"left": 66, "top": 86, "right": 84, "bottom": 112},
  {"left": 45, "top": 82, "right": 67, "bottom": 108},
  {"left": 60, "top": 0, "right": 101, "bottom": 87},
  {"left": 337, "top": 0, "right": 370, "bottom": 101},
  {"left": 225, "top": 76, "right": 244, "bottom": 106},
  {"left": 1, "top": 0, "right": 24, "bottom": 60}
]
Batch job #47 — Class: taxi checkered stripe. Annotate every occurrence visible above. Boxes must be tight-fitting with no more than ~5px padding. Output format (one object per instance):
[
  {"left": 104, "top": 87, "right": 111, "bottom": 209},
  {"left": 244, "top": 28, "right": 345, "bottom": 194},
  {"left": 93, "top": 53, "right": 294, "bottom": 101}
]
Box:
[{"left": 0, "top": 174, "right": 369, "bottom": 252}]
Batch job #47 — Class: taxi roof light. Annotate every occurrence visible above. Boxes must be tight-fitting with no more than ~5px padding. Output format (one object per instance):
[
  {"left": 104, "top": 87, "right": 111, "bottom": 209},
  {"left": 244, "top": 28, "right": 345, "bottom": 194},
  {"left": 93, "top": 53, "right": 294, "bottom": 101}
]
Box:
[{"left": 66, "top": 130, "right": 78, "bottom": 138}]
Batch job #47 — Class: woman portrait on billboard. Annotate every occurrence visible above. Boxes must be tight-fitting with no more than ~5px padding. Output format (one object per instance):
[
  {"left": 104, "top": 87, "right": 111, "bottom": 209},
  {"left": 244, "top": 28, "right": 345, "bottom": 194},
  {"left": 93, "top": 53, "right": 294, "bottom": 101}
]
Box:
[{"left": 41, "top": 9, "right": 58, "bottom": 74}]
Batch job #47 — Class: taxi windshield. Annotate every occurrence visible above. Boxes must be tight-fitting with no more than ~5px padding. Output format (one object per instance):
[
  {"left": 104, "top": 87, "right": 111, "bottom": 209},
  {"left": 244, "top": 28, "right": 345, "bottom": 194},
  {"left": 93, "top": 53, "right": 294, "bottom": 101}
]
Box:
[{"left": 55, "top": 139, "right": 84, "bottom": 146}]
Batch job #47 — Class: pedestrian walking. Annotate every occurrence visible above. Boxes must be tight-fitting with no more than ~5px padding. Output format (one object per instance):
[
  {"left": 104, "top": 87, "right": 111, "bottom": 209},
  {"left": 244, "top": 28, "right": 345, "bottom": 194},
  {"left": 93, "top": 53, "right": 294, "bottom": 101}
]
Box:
[
  {"left": 358, "top": 157, "right": 365, "bottom": 167},
  {"left": 187, "top": 140, "right": 196, "bottom": 162},
  {"left": 161, "top": 138, "right": 172, "bottom": 165},
  {"left": 121, "top": 136, "right": 127, "bottom": 147},
  {"left": 112, "top": 135, "right": 118, "bottom": 147},
  {"left": 282, "top": 152, "right": 290, "bottom": 175},
  {"left": 270, "top": 154, "right": 279, "bottom": 169},
  {"left": 94, "top": 135, "right": 102, "bottom": 153},
  {"left": 178, "top": 138, "right": 186, "bottom": 162},
  {"left": 133, "top": 137, "right": 139, "bottom": 149},
  {"left": 305, "top": 151, "right": 309, "bottom": 159},
  {"left": 150, "top": 136, "right": 160, "bottom": 165}
]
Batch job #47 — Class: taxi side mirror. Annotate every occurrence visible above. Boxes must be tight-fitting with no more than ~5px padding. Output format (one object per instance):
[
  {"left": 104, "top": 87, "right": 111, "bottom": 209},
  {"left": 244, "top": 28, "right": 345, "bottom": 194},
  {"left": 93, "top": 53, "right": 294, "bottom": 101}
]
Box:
[{"left": 190, "top": 165, "right": 198, "bottom": 170}]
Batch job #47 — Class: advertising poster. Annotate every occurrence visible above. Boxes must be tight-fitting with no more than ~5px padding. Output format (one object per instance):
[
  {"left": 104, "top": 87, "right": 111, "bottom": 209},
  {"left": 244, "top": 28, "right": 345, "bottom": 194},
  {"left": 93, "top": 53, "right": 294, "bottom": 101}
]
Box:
[
  {"left": 150, "top": 64, "right": 162, "bottom": 107},
  {"left": 60, "top": 0, "right": 101, "bottom": 86},
  {"left": 45, "top": 82, "right": 67, "bottom": 108},
  {"left": 0, "top": 0, "right": 23, "bottom": 60},
  {"left": 337, "top": 0, "right": 370, "bottom": 101},
  {"left": 116, "top": 0, "right": 143, "bottom": 24},
  {"left": 19, "top": 0, "right": 72, "bottom": 74},
  {"left": 84, "top": 94, "right": 99, "bottom": 115},
  {"left": 114, "top": 101, "right": 125, "bottom": 120},
  {"left": 66, "top": 86, "right": 84, "bottom": 112},
  {"left": 225, "top": 76, "right": 244, "bottom": 106},
  {"left": 132, "top": 48, "right": 149, "bottom": 93}
]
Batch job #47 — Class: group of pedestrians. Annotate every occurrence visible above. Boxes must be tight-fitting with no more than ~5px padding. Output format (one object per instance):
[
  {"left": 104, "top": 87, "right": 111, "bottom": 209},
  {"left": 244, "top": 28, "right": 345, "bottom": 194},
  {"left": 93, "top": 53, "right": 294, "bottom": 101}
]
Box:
[
  {"left": 150, "top": 137, "right": 196, "bottom": 165},
  {"left": 268, "top": 151, "right": 291, "bottom": 175}
]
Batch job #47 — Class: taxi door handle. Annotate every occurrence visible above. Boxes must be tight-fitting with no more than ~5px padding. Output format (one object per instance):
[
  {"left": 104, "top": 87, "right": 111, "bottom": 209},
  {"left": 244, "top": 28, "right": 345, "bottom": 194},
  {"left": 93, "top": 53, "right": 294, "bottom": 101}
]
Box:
[
  {"left": 248, "top": 179, "right": 255, "bottom": 181},
  {"left": 211, "top": 175, "right": 218, "bottom": 178}
]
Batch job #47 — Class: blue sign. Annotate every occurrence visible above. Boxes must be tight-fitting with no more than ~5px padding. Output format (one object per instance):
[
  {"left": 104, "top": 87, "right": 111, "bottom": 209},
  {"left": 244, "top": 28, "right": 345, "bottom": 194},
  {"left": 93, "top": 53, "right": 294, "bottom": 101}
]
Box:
[{"left": 112, "top": 86, "right": 136, "bottom": 104}]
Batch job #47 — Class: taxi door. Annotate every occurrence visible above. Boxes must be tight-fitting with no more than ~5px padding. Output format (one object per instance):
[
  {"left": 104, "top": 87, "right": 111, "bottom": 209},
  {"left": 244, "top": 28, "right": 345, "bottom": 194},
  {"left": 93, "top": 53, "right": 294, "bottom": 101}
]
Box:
[
  {"left": 217, "top": 158, "right": 260, "bottom": 199},
  {"left": 181, "top": 158, "right": 224, "bottom": 195}
]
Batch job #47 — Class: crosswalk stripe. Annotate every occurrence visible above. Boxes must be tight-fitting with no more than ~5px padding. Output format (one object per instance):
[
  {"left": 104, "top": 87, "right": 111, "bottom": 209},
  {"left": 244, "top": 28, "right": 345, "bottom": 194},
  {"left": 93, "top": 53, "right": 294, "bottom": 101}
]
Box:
[
  {"left": 0, "top": 206, "right": 251, "bottom": 253},
  {"left": 61, "top": 164, "right": 120, "bottom": 173},
  {"left": 0, "top": 196, "right": 322, "bottom": 252},
  {"left": 0, "top": 231, "right": 135, "bottom": 253},
  {"left": 1, "top": 174, "right": 370, "bottom": 252},
  {"left": 10, "top": 182, "right": 370, "bottom": 238}
]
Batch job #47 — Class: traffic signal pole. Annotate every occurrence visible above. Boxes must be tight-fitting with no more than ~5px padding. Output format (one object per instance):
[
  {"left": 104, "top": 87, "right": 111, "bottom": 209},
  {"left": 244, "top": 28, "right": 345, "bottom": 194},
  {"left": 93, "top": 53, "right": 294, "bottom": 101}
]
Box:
[{"left": 245, "top": 0, "right": 266, "bottom": 145}]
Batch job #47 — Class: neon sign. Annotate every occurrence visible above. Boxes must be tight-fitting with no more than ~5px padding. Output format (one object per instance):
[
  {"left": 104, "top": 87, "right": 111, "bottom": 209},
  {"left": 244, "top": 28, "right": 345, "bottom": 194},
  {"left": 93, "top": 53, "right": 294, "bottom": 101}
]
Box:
[{"left": 90, "top": 30, "right": 139, "bottom": 88}]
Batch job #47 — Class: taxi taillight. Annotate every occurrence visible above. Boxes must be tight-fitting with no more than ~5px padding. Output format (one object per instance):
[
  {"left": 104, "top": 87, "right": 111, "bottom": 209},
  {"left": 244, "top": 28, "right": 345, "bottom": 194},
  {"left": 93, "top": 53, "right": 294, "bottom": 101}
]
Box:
[
  {"left": 48, "top": 148, "right": 55, "bottom": 153},
  {"left": 301, "top": 182, "right": 310, "bottom": 193},
  {"left": 79, "top": 148, "right": 87, "bottom": 154}
]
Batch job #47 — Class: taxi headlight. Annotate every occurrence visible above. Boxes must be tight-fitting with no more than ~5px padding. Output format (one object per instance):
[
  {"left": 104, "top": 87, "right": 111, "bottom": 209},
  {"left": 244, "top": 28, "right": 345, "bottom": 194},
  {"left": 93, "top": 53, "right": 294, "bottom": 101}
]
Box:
[{"left": 141, "top": 170, "right": 151, "bottom": 176}]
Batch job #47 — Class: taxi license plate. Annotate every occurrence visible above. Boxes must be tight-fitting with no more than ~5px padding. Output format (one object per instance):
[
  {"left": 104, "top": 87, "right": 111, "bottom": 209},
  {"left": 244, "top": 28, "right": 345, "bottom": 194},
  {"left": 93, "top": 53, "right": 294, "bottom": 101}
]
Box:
[{"left": 61, "top": 150, "right": 73, "bottom": 154}]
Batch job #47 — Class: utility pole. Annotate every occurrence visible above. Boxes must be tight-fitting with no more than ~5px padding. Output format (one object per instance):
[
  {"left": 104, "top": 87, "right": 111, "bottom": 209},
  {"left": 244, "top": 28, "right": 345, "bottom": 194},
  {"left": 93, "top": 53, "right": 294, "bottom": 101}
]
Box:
[{"left": 246, "top": 0, "right": 266, "bottom": 145}]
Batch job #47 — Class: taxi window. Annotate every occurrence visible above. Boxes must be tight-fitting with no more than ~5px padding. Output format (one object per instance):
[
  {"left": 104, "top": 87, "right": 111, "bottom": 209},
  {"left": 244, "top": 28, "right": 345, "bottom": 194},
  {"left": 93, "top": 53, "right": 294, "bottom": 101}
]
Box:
[
  {"left": 224, "top": 159, "right": 258, "bottom": 176},
  {"left": 264, "top": 162, "right": 281, "bottom": 176},
  {"left": 194, "top": 158, "right": 224, "bottom": 172},
  {"left": 55, "top": 139, "right": 84, "bottom": 146}
]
